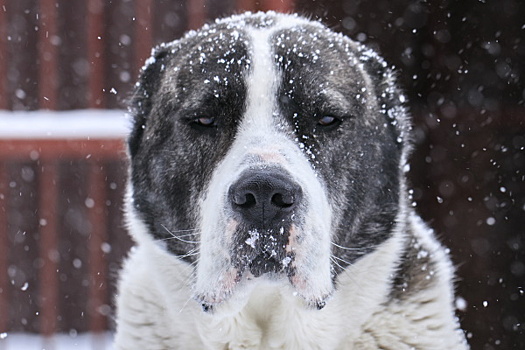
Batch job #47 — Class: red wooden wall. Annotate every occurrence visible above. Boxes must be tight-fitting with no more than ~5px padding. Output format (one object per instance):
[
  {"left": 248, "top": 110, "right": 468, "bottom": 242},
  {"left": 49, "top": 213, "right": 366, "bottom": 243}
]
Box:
[{"left": 1, "top": 0, "right": 524, "bottom": 349}]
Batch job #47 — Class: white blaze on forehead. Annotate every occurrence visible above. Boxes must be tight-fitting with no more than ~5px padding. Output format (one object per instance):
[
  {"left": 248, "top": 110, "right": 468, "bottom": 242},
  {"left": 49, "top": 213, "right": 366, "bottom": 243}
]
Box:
[
  {"left": 240, "top": 16, "right": 313, "bottom": 137},
  {"left": 243, "top": 27, "right": 278, "bottom": 131}
]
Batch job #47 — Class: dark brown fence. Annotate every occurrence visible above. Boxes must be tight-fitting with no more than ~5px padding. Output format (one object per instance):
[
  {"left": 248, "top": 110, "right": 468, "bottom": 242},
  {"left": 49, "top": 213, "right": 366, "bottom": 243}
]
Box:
[
  {"left": 0, "top": 138, "right": 129, "bottom": 336},
  {"left": 0, "top": 0, "right": 294, "bottom": 111}
]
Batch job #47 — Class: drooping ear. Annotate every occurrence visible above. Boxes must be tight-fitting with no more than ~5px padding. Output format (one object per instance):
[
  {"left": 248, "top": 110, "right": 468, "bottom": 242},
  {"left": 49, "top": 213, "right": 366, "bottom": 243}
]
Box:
[
  {"left": 357, "top": 46, "right": 413, "bottom": 156},
  {"left": 127, "top": 45, "right": 172, "bottom": 158}
]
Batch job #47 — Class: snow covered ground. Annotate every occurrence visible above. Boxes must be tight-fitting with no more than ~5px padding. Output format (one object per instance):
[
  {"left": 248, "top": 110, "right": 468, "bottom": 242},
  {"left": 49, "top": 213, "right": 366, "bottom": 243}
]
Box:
[
  {"left": 0, "top": 333, "right": 114, "bottom": 350},
  {"left": 0, "top": 109, "right": 129, "bottom": 139}
]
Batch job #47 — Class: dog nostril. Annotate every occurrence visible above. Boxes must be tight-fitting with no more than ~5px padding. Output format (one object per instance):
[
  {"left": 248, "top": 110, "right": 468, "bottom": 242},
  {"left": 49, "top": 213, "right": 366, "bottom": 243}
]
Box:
[
  {"left": 235, "top": 193, "right": 257, "bottom": 208},
  {"left": 271, "top": 193, "right": 294, "bottom": 208},
  {"left": 234, "top": 193, "right": 257, "bottom": 208}
]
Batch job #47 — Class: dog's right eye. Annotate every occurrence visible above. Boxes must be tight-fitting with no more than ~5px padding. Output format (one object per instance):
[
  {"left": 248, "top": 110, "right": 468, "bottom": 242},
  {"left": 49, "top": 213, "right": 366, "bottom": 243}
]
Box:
[
  {"left": 316, "top": 115, "right": 342, "bottom": 129},
  {"left": 317, "top": 115, "right": 337, "bottom": 126},
  {"left": 191, "top": 116, "right": 216, "bottom": 128}
]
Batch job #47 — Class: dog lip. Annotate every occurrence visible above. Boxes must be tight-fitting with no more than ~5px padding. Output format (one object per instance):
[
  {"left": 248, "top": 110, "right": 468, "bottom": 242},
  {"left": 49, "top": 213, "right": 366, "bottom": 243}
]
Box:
[
  {"left": 194, "top": 266, "right": 333, "bottom": 313},
  {"left": 196, "top": 226, "right": 333, "bottom": 312},
  {"left": 248, "top": 252, "right": 282, "bottom": 277},
  {"left": 316, "top": 300, "right": 327, "bottom": 310},
  {"left": 201, "top": 302, "right": 214, "bottom": 313}
]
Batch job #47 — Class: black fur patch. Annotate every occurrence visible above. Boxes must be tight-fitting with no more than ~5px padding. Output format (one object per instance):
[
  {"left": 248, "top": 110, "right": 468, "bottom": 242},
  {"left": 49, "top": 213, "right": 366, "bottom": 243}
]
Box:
[
  {"left": 128, "top": 24, "right": 251, "bottom": 258},
  {"left": 390, "top": 230, "right": 438, "bottom": 300},
  {"left": 272, "top": 25, "right": 406, "bottom": 272}
]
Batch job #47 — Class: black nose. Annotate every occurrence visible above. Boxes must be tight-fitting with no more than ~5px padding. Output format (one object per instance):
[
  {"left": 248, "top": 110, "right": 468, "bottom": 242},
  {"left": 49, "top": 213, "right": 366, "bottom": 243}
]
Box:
[{"left": 229, "top": 170, "right": 302, "bottom": 228}]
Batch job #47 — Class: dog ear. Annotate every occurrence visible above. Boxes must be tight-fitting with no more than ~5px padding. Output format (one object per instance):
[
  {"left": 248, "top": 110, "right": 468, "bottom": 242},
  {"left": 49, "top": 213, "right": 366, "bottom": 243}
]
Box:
[
  {"left": 358, "top": 47, "right": 413, "bottom": 153},
  {"left": 128, "top": 45, "right": 172, "bottom": 158}
]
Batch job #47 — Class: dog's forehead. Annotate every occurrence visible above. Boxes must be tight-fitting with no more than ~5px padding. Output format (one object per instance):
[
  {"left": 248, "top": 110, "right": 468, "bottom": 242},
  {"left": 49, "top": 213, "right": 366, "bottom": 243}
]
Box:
[
  {"left": 156, "top": 13, "right": 365, "bottom": 80},
  {"left": 172, "top": 14, "right": 368, "bottom": 109},
  {"left": 164, "top": 29, "right": 250, "bottom": 81},
  {"left": 138, "top": 11, "right": 410, "bottom": 142}
]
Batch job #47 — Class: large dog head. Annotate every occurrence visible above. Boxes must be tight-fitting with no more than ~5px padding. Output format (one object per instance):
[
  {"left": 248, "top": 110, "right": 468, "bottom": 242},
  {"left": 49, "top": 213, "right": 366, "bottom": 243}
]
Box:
[{"left": 127, "top": 12, "right": 411, "bottom": 312}]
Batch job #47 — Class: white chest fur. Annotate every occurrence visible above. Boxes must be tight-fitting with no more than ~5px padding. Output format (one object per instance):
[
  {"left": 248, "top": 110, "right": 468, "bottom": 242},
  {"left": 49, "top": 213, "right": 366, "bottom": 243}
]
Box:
[
  {"left": 116, "top": 231, "right": 402, "bottom": 350},
  {"left": 115, "top": 212, "right": 468, "bottom": 350}
]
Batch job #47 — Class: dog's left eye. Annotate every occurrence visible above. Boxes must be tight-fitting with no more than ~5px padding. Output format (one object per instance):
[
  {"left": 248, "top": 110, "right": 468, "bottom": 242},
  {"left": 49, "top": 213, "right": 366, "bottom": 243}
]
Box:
[
  {"left": 317, "top": 115, "right": 341, "bottom": 127},
  {"left": 192, "top": 117, "right": 216, "bottom": 127}
]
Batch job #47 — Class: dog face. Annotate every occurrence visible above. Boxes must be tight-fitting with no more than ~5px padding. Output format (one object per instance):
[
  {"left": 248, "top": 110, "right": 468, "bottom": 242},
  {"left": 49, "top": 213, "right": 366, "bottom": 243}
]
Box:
[{"left": 128, "top": 12, "right": 410, "bottom": 312}]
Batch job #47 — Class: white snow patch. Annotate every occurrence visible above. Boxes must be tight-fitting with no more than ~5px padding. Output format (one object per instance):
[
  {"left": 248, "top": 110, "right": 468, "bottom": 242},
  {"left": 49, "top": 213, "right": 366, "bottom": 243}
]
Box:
[
  {"left": 245, "top": 230, "right": 260, "bottom": 248},
  {"left": 455, "top": 296, "right": 468, "bottom": 311},
  {"left": 0, "top": 332, "right": 114, "bottom": 349},
  {"left": 282, "top": 256, "right": 292, "bottom": 267},
  {"left": 0, "top": 110, "right": 129, "bottom": 139}
]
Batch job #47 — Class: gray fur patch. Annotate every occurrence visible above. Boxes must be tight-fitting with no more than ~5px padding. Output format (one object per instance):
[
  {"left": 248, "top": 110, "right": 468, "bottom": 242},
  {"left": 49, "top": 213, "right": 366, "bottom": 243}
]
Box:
[{"left": 390, "top": 231, "right": 438, "bottom": 300}]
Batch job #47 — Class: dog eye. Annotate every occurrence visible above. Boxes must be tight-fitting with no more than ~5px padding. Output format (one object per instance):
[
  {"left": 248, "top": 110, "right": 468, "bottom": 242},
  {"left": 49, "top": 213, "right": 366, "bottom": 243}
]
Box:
[
  {"left": 192, "top": 116, "right": 216, "bottom": 127},
  {"left": 317, "top": 115, "right": 341, "bottom": 127}
]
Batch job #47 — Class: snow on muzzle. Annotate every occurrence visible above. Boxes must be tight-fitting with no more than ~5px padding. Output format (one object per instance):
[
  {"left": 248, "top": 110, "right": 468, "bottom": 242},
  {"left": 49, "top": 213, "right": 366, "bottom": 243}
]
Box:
[
  {"left": 228, "top": 168, "right": 302, "bottom": 277},
  {"left": 193, "top": 156, "right": 334, "bottom": 313}
]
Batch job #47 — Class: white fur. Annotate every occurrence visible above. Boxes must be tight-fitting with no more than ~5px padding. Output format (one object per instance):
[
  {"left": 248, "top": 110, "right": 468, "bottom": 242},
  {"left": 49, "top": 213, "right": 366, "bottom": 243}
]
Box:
[{"left": 117, "top": 201, "right": 468, "bottom": 349}]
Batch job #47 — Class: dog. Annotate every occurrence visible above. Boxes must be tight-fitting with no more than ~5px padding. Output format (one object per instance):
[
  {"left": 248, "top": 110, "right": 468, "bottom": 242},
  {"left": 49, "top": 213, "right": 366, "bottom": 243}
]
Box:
[{"left": 114, "top": 12, "right": 469, "bottom": 349}]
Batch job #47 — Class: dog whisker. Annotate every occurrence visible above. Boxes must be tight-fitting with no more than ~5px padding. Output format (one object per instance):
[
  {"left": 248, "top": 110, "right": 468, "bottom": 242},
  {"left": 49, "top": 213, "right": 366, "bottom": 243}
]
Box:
[
  {"left": 165, "top": 232, "right": 200, "bottom": 238},
  {"left": 173, "top": 249, "right": 200, "bottom": 260},
  {"left": 330, "top": 256, "right": 365, "bottom": 289},
  {"left": 330, "top": 256, "right": 346, "bottom": 271},
  {"left": 330, "top": 255, "right": 354, "bottom": 266},
  {"left": 180, "top": 264, "right": 199, "bottom": 293},
  {"left": 331, "top": 241, "right": 376, "bottom": 251},
  {"left": 179, "top": 295, "right": 195, "bottom": 314},
  {"left": 160, "top": 224, "right": 201, "bottom": 244},
  {"left": 161, "top": 225, "right": 201, "bottom": 235},
  {"left": 158, "top": 236, "right": 200, "bottom": 243},
  {"left": 165, "top": 227, "right": 201, "bottom": 235}
]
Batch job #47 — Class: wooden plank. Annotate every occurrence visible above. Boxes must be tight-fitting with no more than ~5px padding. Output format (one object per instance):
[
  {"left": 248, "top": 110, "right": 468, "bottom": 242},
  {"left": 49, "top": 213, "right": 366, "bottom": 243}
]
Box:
[
  {"left": 37, "top": 0, "right": 59, "bottom": 109},
  {"left": 152, "top": 0, "right": 189, "bottom": 43},
  {"left": 38, "top": 160, "right": 59, "bottom": 337},
  {"left": 87, "top": 0, "right": 105, "bottom": 108},
  {"left": 87, "top": 162, "right": 108, "bottom": 334},
  {"left": 187, "top": 0, "right": 206, "bottom": 30},
  {"left": 261, "top": 0, "right": 295, "bottom": 12},
  {"left": 0, "top": 162, "right": 8, "bottom": 334},
  {"left": 7, "top": 0, "right": 40, "bottom": 110},
  {"left": 0, "top": 139, "right": 126, "bottom": 160},
  {"left": 236, "top": 0, "right": 258, "bottom": 12},
  {"left": 235, "top": 0, "right": 295, "bottom": 15},
  {"left": 56, "top": 0, "right": 89, "bottom": 110},
  {"left": 134, "top": 0, "right": 154, "bottom": 75},
  {"left": 0, "top": 0, "right": 8, "bottom": 109}
]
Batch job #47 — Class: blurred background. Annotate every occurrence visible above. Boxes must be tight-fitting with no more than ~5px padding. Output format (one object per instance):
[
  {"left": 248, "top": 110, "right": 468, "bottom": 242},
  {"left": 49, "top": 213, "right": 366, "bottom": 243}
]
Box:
[{"left": 0, "top": 0, "right": 523, "bottom": 349}]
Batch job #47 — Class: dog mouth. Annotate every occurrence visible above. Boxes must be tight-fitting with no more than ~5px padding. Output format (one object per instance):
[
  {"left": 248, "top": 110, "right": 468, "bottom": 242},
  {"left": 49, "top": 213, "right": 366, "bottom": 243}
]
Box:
[
  {"left": 234, "top": 227, "right": 295, "bottom": 277},
  {"left": 248, "top": 250, "right": 292, "bottom": 277},
  {"left": 194, "top": 225, "right": 333, "bottom": 314}
]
